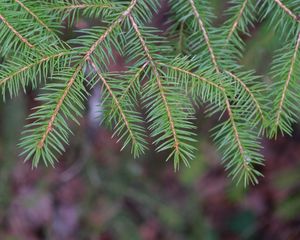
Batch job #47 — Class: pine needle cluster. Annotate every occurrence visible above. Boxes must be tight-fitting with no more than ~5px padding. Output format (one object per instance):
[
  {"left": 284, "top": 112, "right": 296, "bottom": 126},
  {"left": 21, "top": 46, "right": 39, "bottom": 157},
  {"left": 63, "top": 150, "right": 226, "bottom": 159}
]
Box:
[{"left": 0, "top": 0, "right": 299, "bottom": 186}]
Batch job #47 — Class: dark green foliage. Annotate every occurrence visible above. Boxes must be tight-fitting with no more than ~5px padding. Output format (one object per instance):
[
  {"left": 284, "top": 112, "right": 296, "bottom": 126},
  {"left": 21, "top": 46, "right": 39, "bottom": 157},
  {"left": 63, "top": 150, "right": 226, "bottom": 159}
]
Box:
[{"left": 0, "top": 0, "right": 299, "bottom": 186}]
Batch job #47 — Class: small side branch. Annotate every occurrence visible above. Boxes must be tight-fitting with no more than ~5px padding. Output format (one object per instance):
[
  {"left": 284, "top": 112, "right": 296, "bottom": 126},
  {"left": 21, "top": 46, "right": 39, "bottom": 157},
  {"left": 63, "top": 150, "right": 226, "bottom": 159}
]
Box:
[
  {"left": 84, "top": 0, "right": 137, "bottom": 59},
  {"left": 89, "top": 59, "right": 137, "bottom": 144},
  {"left": 119, "top": 62, "right": 148, "bottom": 102},
  {"left": 37, "top": 63, "right": 83, "bottom": 148},
  {"left": 37, "top": 0, "right": 137, "bottom": 149},
  {"left": 49, "top": 3, "right": 113, "bottom": 11},
  {"left": 159, "top": 63, "right": 251, "bottom": 172},
  {"left": 129, "top": 14, "right": 180, "bottom": 152},
  {"left": 188, "top": 0, "right": 220, "bottom": 73},
  {"left": 227, "top": 0, "right": 249, "bottom": 41},
  {"left": 0, "top": 52, "right": 68, "bottom": 86},
  {"left": 274, "top": 0, "right": 300, "bottom": 23},
  {"left": 158, "top": 62, "right": 224, "bottom": 91},
  {"left": 275, "top": 31, "right": 300, "bottom": 127},
  {"left": 0, "top": 14, "right": 34, "bottom": 48},
  {"left": 107, "top": 62, "right": 148, "bottom": 118},
  {"left": 15, "top": 0, "right": 52, "bottom": 32},
  {"left": 224, "top": 94, "right": 250, "bottom": 170},
  {"left": 225, "top": 70, "right": 265, "bottom": 123}
]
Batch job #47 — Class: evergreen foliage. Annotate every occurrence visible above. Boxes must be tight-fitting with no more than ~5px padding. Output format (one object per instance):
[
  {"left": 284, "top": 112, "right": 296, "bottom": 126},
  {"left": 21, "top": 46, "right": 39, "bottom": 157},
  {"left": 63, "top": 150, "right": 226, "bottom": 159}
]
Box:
[{"left": 0, "top": 0, "right": 299, "bottom": 186}]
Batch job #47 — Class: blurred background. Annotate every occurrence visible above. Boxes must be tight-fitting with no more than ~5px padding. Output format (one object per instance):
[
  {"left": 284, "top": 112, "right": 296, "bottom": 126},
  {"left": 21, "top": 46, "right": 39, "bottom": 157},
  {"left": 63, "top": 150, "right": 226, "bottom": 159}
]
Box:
[{"left": 1, "top": 1, "right": 300, "bottom": 239}]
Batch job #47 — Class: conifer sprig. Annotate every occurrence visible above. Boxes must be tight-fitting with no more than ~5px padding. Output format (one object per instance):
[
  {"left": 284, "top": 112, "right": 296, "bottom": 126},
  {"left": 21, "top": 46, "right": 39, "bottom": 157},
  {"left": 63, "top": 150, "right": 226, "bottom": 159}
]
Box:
[
  {"left": 187, "top": 0, "right": 220, "bottom": 73},
  {"left": 89, "top": 58, "right": 147, "bottom": 157},
  {"left": 0, "top": 13, "right": 34, "bottom": 48},
  {"left": 274, "top": 0, "right": 300, "bottom": 22},
  {"left": 271, "top": 31, "right": 300, "bottom": 136},
  {"left": 226, "top": 0, "right": 250, "bottom": 42},
  {"left": 0, "top": 49, "right": 72, "bottom": 98},
  {"left": 15, "top": 0, "right": 52, "bottom": 32},
  {"left": 129, "top": 14, "right": 180, "bottom": 160},
  {"left": 20, "top": 0, "right": 139, "bottom": 165},
  {"left": 0, "top": 0, "right": 299, "bottom": 186}
]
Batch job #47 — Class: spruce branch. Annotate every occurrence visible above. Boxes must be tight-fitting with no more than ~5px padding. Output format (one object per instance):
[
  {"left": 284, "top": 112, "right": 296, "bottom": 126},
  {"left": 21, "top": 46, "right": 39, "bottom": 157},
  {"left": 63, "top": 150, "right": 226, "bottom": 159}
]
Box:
[
  {"left": 15, "top": 0, "right": 52, "bottom": 32},
  {"left": 274, "top": 0, "right": 300, "bottom": 23},
  {"left": 259, "top": 0, "right": 299, "bottom": 40},
  {"left": 48, "top": 3, "right": 113, "bottom": 12},
  {"left": 89, "top": 58, "right": 146, "bottom": 156},
  {"left": 0, "top": 50, "right": 71, "bottom": 98},
  {"left": 84, "top": 0, "right": 136, "bottom": 58},
  {"left": 223, "top": 95, "right": 252, "bottom": 178},
  {"left": 0, "top": 53, "right": 62, "bottom": 86},
  {"left": 158, "top": 62, "right": 224, "bottom": 91},
  {"left": 118, "top": 62, "right": 148, "bottom": 102},
  {"left": 273, "top": 31, "right": 300, "bottom": 135},
  {"left": 226, "top": 0, "right": 249, "bottom": 42},
  {"left": 129, "top": 14, "right": 182, "bottom": 165},
  {"left": 164, "top": 54, "right": 264, "bottom": 181},
  {"left": 36, "top": 64, "right": 83, "bottom": 150},
  {"left": 1, "top": 0, "right": 299, "bottom": 186},
  {"left": 111, "top": 63, "right": 148, "bottom": 111},
  {"left": 174, "top": 1, "right": 265, "bottom": 128},
  {"left": 187, "top": 0, "right": 220, "bottom": 73},
  {"left": 21, "top": 0, "right": 138, "bottom": 165},
  {"left": 224, "top": 70, "right": 266, "bottom": 125},
  {"left": 158, "top": 61, "right": 263, "bottom": 185},
  {"left": 20, "top": 68, "right": 87, "bottom": 167},
  {"left": 43, "top": 0, "right": 117, "bottom": 27},
  {"left": 0, "top": 13, "right": 34, "bottom": 48},
  {"left": 38, "top": 0, "right": 137, "bottom": 142}
]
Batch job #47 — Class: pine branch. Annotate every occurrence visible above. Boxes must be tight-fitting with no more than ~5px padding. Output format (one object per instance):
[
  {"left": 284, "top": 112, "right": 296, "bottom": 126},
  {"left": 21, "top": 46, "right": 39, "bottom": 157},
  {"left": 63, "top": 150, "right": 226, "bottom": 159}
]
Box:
[
  {"left": 15, "top": 0, "right": 52, "bottom": 32},
  {"left": 158, "top": 62, "right": 224, "bottom": 91},
  {"left": 0, "top": 49, "right": 71, "bottom": 98},
  {"left": 89, "top": 59, "right": 142, "bottom": 151},
  {"left": 274, "top": 0, "right": 300, "bottom": 22},
  {"left": 225, "top": 70, "right": 266, "bottom": 125},
  {"left": 22, "top": 0, "right": 138, "bottom": 165},
  {"left": 129, "top": 14, "right": 181, "bottom": 161},
  {"left": 1, "top": 0, "right": 299, "bottom": 185},
  {"left": 273, "top": 31, "right": 300, "bottom": 134},
  {"left": 187, "top": 0, "right": 220, "bottom": 73},
  {"left": 37, "top": 64, "right": 82, "bottom": 149},
  {"left": 114, "top": 62, "right": 148, "bottom": 104},
  {"left": 49, "top": 3, "right": 113, "bottom": 11},
  {"left": 226, "top": 0, "right": 249, "bottom": 42},
  {"left": 224, "top": 95, "right": 248, "bottom": 168},
  {"left": 0, "top": 13, "right": 34, "bottom": 48}
]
